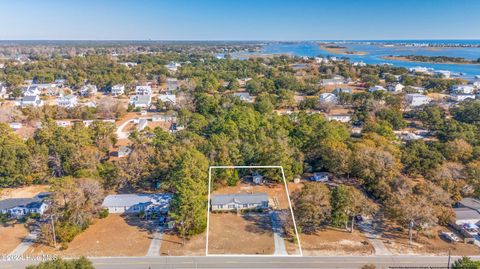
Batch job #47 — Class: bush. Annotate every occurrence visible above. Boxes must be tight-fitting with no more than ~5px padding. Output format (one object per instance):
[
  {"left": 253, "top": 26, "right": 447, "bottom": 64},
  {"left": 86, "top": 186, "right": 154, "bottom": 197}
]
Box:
[
  {"left": 26, "top": 257, "right": 94, "bottom": 269},
  {"left": 99, "top": 208, "right": 109, "bottom": 219}
]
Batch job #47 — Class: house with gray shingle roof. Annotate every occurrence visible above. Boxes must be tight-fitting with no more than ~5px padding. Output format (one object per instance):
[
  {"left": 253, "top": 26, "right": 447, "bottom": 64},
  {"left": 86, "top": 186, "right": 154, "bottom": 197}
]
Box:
[
  {"left": 0, "top": 194, "right": 50, "bottom": 218},
  {"left": 101, "top": 193, "right": 172, "bottom": 214},
  {"left": 210, "top": 193, "right": 269, "bottom": 211}
]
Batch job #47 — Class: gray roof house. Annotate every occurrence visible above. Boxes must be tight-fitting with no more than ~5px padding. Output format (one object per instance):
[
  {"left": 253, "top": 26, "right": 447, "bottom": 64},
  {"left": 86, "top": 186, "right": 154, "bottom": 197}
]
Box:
[
  {"left": 233, "top": 92, "right": 254, "bottom": 103},
  {"left": 210, "top": 193, "right": 269, "bottom": 211},
  {"left": 129, "top": 95, "right": 152, "bottom": 108},
  {"left": 115, "top": 146, "right": 132, "bottom": 158},
  {"left": 102, "top": 193, "right": 172, "bottom": 214},
  {"left": 0, "top": 194, "right": 49, "bottom": 218},
  {"left": 454, "top": 198, "right": 480, "bottom": 226}
]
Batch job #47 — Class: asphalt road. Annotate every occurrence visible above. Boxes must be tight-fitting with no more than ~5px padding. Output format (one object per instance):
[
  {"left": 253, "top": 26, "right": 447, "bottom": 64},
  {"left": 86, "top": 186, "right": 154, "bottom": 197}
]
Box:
[{"left": 0, "top": 255, "right": 473, "bottom": 269}]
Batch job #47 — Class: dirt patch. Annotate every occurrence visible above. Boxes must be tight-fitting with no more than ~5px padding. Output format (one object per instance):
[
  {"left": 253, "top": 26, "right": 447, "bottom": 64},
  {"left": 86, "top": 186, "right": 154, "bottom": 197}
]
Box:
[
  {"left": 0, "top": 185, "right": 50, "bottom": 200},
  {"left": 0, "top": 224, "right": 29, "bottom": 254},
  {"left": 382, "top": 225, "right": 480, "bottom": 256},
  {"left": 26, "top": 214, "right": 154, "bottom": 257},
  {"left": 208, "top": 212, "right": 274, "bottom": 255},
  {"left": 300, "top": 227, "right": 374, "bottom": 256},
  {"left": 160, "top": 232, "right": 206, "bottom": 256}
]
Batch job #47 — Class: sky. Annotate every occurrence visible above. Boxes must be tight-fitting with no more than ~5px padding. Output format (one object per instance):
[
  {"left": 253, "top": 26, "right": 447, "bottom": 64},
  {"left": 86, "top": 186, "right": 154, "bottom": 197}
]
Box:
[{"left": 0, "top": 0, "right": 479, "bottom": 40}]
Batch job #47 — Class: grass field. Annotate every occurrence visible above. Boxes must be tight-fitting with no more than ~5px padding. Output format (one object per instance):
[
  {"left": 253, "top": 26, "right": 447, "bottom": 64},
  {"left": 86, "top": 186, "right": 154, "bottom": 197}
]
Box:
[{"left": 0, "top": 224, "right": 29, "bottom": 255}]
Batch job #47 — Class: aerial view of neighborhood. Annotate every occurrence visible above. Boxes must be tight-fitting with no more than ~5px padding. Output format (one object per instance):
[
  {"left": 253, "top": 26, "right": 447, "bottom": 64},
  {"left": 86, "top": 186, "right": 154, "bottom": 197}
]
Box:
[{"left": 0, "top": 0, "right": 479, "bottom": 268}]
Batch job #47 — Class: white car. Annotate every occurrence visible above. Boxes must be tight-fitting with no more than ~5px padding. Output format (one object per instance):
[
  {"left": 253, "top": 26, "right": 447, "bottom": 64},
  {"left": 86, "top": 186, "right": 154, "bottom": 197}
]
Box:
[{"left": 441, "top": 231, "right": 459, "bottom": 242}]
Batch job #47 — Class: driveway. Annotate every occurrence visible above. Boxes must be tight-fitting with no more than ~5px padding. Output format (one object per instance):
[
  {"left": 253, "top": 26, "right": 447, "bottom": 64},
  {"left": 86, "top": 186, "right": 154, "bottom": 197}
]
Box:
[
  {"left": 358, "top": 221, "right": 391, "bottom": 255},
  {"left": 270, "top": 211, "right": 287, "bottom": 256}
]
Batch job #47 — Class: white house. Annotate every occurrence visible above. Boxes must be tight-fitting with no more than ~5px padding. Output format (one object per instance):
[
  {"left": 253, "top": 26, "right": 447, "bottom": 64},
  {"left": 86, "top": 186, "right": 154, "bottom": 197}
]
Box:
[
  {"left": 135, "top": 85, "right": 152, "bottom": 95},
  {"left": 409, "top": 66, "right": 432, "bottom": 74},
  {"left": 129, "top": 94, "right": 152, "bottom": 108},
  {"left": 165, "top": 62, "right": 181, "bottom": 72},
  {"left": 101, "top": 193, "right": 172, "bottom": 214},
  {"left": 368, "top": 85, "right": 387, "bottom": 92},
  {"left": 326, "top": 114, "right": 351, "bottom": 123},
  {"left": 450, "top": 94, "right": 476, "bottom": 102},
  {"left": 210, "top": 193, "right": 269, "bottom": 212},
  {"left": 79, "top": 85, "right": 97, "bottom": 97},
  {"left": 470, "top": 80, "right": 480, "bottom": 88},
  {"left": 158, "top": 94, "right": 177, "bottom": 105},
  {"left": 17, "top": 95, "right": 44, "bottom": 107},
  {"left": 0, "top": 193, "right": 50, "bottom": 218},
  {"left": 320, "top": 75, "right": 346, "bottom": 86},
  {"left": 319, "top": 93, "right": 338, "bottom": 104},
  {"left": 22, "top": 85, "right": 41, "bottom": 97},
  {"left": 451, "top": 85, "right": 475, "bottom": 94},
  {"left": 405, "top": 94, "right": 430, "bottom": 107},
  {"left": 387, "top": 83, "right": 405, "bottom": 93},
  {"left": 57, "top": 94, "right": 78, "bottom": 108},
  {"left": 111, "top": 84, "right": 125, "bottom": 96},
  {"left": 454, "top": 198, "right": 480, "bottom": 226},
  {"left": 233, "top": 92, "right": 254, "bottom": 103},
  {"left": 9, "top": 122, "right": 23, "bottom": 130},
  {"left": 332, "top": 87, "right": 353, "bottom": 96},
  {"left": 310, "top": 172, "right": 329, "bottom": 182}
]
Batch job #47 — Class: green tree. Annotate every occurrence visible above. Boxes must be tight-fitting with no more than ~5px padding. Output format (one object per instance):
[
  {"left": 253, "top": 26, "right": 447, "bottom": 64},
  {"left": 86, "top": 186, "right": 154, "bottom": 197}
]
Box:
[
  {"left": 292, "top": 183, "right": 331, "bottom": 233},
  {"left": 26, "top": 257, "right": 94, "bottom": 269}
]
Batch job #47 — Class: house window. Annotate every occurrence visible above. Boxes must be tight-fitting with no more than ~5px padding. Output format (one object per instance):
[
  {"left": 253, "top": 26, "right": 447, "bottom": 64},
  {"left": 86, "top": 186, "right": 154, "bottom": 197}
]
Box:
[{"left": 243, "top": 204, "right": 248, "bottom": 208}]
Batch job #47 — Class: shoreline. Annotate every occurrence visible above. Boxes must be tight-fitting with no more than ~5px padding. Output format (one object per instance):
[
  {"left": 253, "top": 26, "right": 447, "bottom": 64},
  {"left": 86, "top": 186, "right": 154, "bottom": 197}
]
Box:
[
  {"left": 381, "top": 55, "right": 480, "bottom": 65},
  {"left": 319, "top": 44, "right": 368, "bottom": 55}
]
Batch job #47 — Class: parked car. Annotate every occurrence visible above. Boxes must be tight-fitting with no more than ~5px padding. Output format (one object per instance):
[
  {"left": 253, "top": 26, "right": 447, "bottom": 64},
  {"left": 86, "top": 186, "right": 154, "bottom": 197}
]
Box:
[{"left": 441, "top": 231, "right": 459, "bottom": 243}]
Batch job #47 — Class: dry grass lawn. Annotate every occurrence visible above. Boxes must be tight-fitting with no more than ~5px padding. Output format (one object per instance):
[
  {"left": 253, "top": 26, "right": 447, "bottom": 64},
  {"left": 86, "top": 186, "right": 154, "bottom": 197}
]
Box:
[
  {"left": 0, "top": 224, "right": 29, "bottom": 254},
  {"left": 0, "top": 185, "right": 50, "bottom": 200},
  {"left": 26, "top": 214, "right": 154, "bottom": 257},
  {"left": 208, "top": 212, "right": 274, "bottom": 255},
  {"left": 300, "top": 227, "right": 374, "bottom": 256},
  {"left": 160, "top": 232, "right": 206, "bottom": 256},
  {"left": 382, "top": 225, "right": 480, "bottom": 255}
]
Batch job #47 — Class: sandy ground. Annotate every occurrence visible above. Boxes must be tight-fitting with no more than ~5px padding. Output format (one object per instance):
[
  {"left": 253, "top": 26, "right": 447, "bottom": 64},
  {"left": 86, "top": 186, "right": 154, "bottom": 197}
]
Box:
[
  {"left": 0, "top": 224, "right": 29, "bottom": 254},
  {"left": 160, "top": 232, "right": 206, "bottom": 256},
  {"left": 300, "top": 227, "right": 374, "bottom": 256},
  {"left": 381, "top": 225, "right": 480, "bottom": 256},
  {"left": 208, "top": 212, "right": 274, "bottom": 255},
  {"left": 0, "top": 185, "right": 50, "bottom": 200},
  {"left": 26, "top": 214, "right": 154, "bottom": 257}
]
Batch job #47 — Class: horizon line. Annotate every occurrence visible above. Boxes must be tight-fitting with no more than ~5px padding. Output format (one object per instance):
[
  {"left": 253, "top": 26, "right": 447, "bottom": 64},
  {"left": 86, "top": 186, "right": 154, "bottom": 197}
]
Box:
[{"left": 1, "top": 38, "right": 480, "bottom": 42}]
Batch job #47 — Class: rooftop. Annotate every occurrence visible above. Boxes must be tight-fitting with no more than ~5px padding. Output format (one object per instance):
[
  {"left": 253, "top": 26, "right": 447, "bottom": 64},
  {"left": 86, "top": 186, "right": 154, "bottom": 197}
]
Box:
[{"left": 211, "top": 193, "right": 268, "bottom": 206}]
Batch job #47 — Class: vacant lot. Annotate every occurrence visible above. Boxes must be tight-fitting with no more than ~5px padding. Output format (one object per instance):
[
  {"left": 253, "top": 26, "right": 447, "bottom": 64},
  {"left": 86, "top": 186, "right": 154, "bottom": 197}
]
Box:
[
  {"left": 300, "top": 227, "right": 374, "bottom": 256},
  {"left": 160, "top": 232, "right": 206, "bottom": 256},
  {"left": 27, "top": 214, "right": 154, "bottom": 256},
  {"left": 0, "top": 185, "right": 49, "bottom": 199},
  {"left": 208, "top": 212, "right": 274, "bottom": 255},
  {"left": 0, "top": 224, "right": 29, "bottom": 254},
  {"left": 382, "top": 225, "right": 480, "bottom": 255}
]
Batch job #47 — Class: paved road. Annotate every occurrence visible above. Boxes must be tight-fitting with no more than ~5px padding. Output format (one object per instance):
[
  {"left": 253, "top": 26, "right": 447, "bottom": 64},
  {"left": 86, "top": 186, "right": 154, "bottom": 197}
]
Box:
[
  {"left": 270, "top": 211, "right": 287, "bottom": 256},
  {"left": 0, "top": 255, "right": 474, "bottom": 269}
]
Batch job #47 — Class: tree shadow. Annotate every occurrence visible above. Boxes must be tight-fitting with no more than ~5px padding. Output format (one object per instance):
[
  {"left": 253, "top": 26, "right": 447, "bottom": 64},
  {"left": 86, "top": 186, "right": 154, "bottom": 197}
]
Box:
[
  {"left": 121, "top": 214, "right": 157, "bottom": 236},
  {"left": 242, "top": 211, "right": 274, "bottom": 236}
]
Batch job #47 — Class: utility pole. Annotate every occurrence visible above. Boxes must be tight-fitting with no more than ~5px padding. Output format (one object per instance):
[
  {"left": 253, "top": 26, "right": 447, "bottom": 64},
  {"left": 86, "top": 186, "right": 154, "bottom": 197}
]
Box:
[
  {"left": 447, "top": 249, "right": 451, "bottom": 269},
  {"left": 51, "top": 215, "right": 57, "bottom": 248}
]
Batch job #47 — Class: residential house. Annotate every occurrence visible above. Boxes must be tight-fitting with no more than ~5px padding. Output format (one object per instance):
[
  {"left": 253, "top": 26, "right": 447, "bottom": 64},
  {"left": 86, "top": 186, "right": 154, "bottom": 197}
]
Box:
[
  {"left": 158, "top": 94, "right": 177, "bottom": 105},
  {"left": 470, "top": 80, "right": 480, "bottom": 89},
  {"left": 387, "top": 83, "right": 405, "bottom": 93},
  {"left": 233, "top": 92, "right": 254, "bottom": 103},
  {"left": 0, "top": 193, "right": 50, "bottom": 218},
  {"left": 57, "top": 94, "right": 78, "bottom": 108},
  {"left": 451, "top": 85, "right": 475, "bottom": 94},
  {"left": 17, "top": 95, "right": 43, "bottom": 107},
  {"left": 166, "top": 78, "right": 179, "bottom": 92},
  {"left": 332, "top": 87, "right": 353, "bottom": 96},
  {"left": 119, "top": 62, "right": 138, "bottom": 68},
  {"left": 409, "top": 66, "right": 432, "bottom": 74},
  {"left": 319, "top": 93, "right": 338, "bottom": 104},
  {"left": 210, "top": 193, "right": 269, "bottom": 211},
  {"left": 0, "top": 83, "right": 8, "bottom": 99},
  {"left": 319, "top": 75, "right": 346, "bottom": 86},
  {"left": 368, "top": 85, "right": 387, "bottom": 92},
  {"left": 135, "top": 85, "right": 152, "bottom": 95},
  {"left": 54, "top": 78, "right": 66, "bottom": 87},
  {"left": 434, "top": 70, "right": 451, "bottom": 78},
  {"left": 450, "top": 94, "right": 476, "bottom": 102},
  {"left": 115, "top": 146, "right": 132, "bottom": 158},
  {"left": 101, "top": 193, "right": 172, "bottom": 214},
  {"left": 129, "top": 95, "right": 152, "bottom": 108},
  {"left": 111, "top": 84, "right": 125, "bottom": 96},
  {"left": 352, "top": 61, "right": 366, "bottom": 67},
  {"left": 152, "top": 114, "right": 176, "bottom": 122},
  {"left": 310, "top": 172, "right": 329, "bottom": 182},
  {"left": 405, "top": 94, "right": 430, "bottom": 107},
  {"left": 237, "top": 77, "right": 252, "bottom": 87},
  {"left": 9, "top": 122, "right": 23, "bottom": 131},
  {"left": 22, "top": 85, "right": 41, "bottom": 97},
  {"left": 326, "top": 114, "right": 351, "bottom": 123},
  {"left": 79, "top": 85, "right": 97, "bottom": 97},
  {"left": 56, "top": 120, "right": 72, "bottom": 127},
  {"left": 454, "top": 198, "right": 480, "bottom": 226},
  {"left": 165, "top": 62, "right": 181, "bottom": 72}
]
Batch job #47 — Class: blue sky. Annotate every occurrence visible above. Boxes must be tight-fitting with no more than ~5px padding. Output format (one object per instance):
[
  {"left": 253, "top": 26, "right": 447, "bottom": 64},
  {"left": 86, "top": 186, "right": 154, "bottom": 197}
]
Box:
[{"left": 0, "top": 0, "right": 479, "bottom": 40}]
